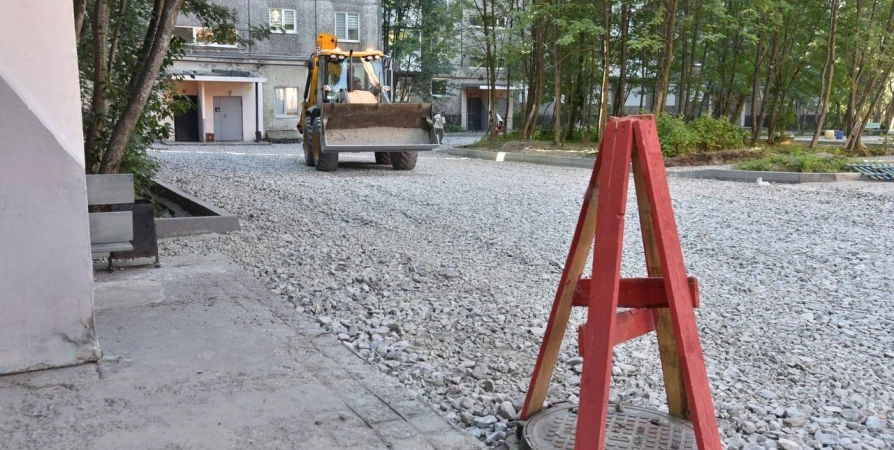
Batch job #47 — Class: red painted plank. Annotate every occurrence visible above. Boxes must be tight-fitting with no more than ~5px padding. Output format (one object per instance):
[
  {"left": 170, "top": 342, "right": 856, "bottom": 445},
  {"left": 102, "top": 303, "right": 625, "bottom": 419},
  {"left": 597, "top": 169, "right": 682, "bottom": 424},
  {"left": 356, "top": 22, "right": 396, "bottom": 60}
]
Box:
[
  {"left": 613, "top": 308, "right": 656, "bottom": 345},
  {"left": 520, "top": 129, "right": 607, "bottom": 421},
  {"left": 633, "top": 118, "right": 723, "bottom": 449},
  {"left": 572, "top": 277, "right": 700, "bottom": 309},
  {"left": 575, "top": 118, "right": 635, "bottom": 450},
  {"left": 578, "top": 308, "right": 657, "bottom": 356}
]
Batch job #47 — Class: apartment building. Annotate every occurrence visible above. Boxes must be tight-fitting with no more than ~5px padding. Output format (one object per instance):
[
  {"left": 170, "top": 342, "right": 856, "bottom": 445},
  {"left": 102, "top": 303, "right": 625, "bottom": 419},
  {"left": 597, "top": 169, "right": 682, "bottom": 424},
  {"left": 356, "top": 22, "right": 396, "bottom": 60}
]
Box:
[
  {"left": 168, "top": 0, "right": 382, "bottom": 142},
  {"left": 425, "top": 11, "right": 521, "bottom": 132}
]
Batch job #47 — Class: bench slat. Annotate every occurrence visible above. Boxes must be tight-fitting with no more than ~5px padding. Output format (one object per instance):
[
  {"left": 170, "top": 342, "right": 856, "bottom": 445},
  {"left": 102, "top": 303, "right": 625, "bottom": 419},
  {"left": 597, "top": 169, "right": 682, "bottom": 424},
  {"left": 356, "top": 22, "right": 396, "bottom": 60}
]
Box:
[
  {"left": 91, "top": 242, "right": 135, "bottom": 255},
  {"left": 89, "top": 212, "right": 133, "bottom": 244},
  {"left": 87, "top": 174, "right": 135, "bottom": 205}
]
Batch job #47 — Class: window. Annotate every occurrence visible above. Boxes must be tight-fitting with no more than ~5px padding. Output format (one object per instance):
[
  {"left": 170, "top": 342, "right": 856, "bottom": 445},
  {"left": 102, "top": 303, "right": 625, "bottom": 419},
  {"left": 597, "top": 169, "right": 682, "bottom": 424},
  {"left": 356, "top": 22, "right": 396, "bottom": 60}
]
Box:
[
  {"left": 469, "top": 15, "right": 507, "bottom": 28},
  {"left": 173, "top": 26, "right": 238, "bottom": 48},
  {"left": 468, "top": 56, "right": 504, "bottom": 69},
  {"left": 335, "top": 12, "right": 360, "bottom": 42},
  {"left": 275, "top": 87, "right": 300, "bottom": 116},
  {"left": 269, "top": 8, "right": 297, "bottom": 34},
  {"left": 431, "top": 80, "right": 448, "bottom": 97}
]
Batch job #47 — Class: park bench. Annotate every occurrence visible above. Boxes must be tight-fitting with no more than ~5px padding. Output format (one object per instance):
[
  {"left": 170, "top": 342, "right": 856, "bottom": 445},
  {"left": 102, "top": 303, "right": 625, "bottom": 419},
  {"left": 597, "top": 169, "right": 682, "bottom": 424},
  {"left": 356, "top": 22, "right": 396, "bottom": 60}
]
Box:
[
  {"left": 864, "top": 122, "right": 882, "bottom": 135},
  {"left": 87, "top": 174, "right": 135, "bottom": 271},
  {"left": 847, "top": 163, "right": 894, "bottom": 181}
]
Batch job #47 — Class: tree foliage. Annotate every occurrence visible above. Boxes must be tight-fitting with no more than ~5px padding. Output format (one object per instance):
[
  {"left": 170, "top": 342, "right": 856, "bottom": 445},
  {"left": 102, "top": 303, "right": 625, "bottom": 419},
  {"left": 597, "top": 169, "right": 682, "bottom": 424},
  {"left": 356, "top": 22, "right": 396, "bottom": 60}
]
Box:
[
  {"left": 501, "top": 0, "right": 894, "bottom": 150},
  {"left": 383, "top": 0, "right": 463, "bottom": 102},
  {"left": 77, "top": 0, "right": 268, "bottom": 192}
]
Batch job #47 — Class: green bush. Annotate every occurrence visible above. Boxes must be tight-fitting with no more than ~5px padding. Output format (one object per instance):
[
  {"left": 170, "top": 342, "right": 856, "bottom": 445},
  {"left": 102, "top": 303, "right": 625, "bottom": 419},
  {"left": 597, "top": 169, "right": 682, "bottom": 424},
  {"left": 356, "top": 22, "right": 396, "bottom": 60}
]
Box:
[
  {"left": 689, "top": 116, "right": 747, "bottom": 152},
  {"left": 735, "top": 153, "right": 855, "bottom": 173},
  {"left": 656, "top": 114, "right": 696, "bottom": 157},
  {"left": 444, "top": 123, "right": 463, "bottom": 132}
]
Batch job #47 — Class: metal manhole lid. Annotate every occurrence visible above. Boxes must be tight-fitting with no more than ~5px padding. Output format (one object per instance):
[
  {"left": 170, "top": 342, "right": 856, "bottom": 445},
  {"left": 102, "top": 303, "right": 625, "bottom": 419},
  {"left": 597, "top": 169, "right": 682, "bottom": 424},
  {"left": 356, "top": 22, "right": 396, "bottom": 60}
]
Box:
[{"left": 521, "top": 403, "right": 697, "bottom": 450}]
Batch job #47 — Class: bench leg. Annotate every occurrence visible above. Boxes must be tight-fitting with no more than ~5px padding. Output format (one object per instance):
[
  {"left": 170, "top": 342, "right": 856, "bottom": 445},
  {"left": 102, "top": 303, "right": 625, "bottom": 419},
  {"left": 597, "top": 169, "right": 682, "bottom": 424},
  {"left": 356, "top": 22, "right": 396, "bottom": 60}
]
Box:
[
  {"left": 154, "top": 250, "right": 161, "bottom": 268},
  {"left": 108, "top": 256, "right": 114, "bottom": 273}
]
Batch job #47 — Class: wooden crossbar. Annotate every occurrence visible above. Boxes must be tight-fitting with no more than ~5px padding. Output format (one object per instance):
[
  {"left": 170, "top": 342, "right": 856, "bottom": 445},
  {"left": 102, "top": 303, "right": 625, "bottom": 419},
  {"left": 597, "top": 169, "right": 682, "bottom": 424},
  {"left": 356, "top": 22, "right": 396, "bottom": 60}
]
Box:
[{"left": 572, "top": 277, "right": 700, "bottom": 309}]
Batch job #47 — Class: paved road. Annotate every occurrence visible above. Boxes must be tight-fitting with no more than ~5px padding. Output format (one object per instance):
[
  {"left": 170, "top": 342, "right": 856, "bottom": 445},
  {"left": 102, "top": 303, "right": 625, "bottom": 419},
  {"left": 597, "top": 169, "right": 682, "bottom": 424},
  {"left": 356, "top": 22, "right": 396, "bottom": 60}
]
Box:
[{"left": 150, "top": 143, "right": 894, "bottom": 449}]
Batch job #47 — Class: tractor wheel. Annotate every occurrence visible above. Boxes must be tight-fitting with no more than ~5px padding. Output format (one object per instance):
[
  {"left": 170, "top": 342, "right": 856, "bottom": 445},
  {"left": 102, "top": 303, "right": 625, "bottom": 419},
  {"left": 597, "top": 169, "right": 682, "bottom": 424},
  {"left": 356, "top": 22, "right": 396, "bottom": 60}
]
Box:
[
  {"left": 375, "top": 152, "right": 392, "bottom": 165},
  {"left": 389, "top": 151, "right": 418, "bottom": 170},
  {"left": 302, "top": 118, "right": 315, "bottom": 166},
  {"left": 313, "top": 118, "right": 339, "bottom": 172}
]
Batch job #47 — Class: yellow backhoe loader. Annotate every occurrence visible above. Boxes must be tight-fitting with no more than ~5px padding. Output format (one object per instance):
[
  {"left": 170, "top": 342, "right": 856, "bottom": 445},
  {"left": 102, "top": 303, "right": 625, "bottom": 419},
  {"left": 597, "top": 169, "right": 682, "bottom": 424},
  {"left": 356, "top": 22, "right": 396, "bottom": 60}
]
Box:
[{"left": 297, "top": 33, "right": 439, "bottom": 171}]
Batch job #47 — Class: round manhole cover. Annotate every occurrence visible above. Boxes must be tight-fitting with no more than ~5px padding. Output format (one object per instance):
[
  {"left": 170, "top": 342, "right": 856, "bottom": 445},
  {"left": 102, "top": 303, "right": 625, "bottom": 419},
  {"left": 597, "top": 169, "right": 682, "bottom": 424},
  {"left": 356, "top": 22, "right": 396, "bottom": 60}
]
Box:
[{"left": 521, "top": 403, "right": 696, "bottom": 450}]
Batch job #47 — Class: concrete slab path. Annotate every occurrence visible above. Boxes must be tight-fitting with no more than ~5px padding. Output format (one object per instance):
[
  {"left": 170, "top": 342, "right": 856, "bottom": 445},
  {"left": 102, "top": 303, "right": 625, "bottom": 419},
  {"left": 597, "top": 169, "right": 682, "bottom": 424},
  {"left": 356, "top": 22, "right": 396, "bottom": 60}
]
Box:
[{"left": 0, "top": 255, "right": 485, "bottom": 450}]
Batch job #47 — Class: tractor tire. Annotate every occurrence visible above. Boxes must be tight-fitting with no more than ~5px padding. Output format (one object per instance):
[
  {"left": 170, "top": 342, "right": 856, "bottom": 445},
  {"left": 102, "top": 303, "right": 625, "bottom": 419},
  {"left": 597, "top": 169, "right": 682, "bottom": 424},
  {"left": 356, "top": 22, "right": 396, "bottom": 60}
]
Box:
[
  {"left": 375, "top": 152, "right": 392, "bottom": 165},
  {"left": 313, "top": 118, "right": 339, "bottom": 172},
  {"left": 389, "top": 151, "right": 418, "bottom": 170},
  {"left": 302, "top": 118, "right": 315, "bottom": 166}
]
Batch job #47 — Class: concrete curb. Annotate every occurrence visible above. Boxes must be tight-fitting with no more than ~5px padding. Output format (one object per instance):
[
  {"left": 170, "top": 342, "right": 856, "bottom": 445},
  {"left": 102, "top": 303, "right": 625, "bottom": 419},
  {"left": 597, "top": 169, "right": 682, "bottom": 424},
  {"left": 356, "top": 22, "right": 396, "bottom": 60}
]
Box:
[
  {"left": 152, "top": 180, "right": 241, "bottom": 238},
  {"left": 667, "top": 169, "right": 863, "bottom": 184},
  {"left": 447, "top": 148, "right": 865, "bottom": 183},
  {"left": 446, "top": 147, "right": 596, "bottom": 169},
  {"left": 156, "top": 141, "right": 271, "bottom": 147}
]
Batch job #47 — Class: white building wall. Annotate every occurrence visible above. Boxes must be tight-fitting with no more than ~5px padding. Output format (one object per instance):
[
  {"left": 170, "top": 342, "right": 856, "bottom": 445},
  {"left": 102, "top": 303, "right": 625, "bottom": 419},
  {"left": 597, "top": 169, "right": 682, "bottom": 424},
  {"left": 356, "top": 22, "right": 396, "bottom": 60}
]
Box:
[{"left": 0, "top": 1, "right": 101, "bottom": 374}]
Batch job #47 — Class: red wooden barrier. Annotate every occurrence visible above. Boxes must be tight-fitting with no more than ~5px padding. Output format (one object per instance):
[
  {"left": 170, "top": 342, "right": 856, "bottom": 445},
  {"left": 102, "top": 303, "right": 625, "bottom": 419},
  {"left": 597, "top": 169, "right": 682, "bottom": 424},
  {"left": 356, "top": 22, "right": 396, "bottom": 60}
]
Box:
[{"left": 520, "top": 115, "right": 722, "bottom": 450}]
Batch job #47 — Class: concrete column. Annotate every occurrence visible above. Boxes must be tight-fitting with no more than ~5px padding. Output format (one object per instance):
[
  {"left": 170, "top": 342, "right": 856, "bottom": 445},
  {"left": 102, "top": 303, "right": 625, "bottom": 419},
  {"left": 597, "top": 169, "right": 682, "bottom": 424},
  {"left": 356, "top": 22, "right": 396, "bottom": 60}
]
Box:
[
  {"left": 0, "top": 1, "right": 101, "bottom": 374},
  {"left": 507, "top": 89, "right": 514, "bottom": 131},
  {"left": 198, "top": 81, "right": 206, "bottom": 142},
  {"left": 460, "top": 89, "right": 468, "bottom": 131},
  {"left": 256, "top": 81, "right": 264, "bottom": 139}
]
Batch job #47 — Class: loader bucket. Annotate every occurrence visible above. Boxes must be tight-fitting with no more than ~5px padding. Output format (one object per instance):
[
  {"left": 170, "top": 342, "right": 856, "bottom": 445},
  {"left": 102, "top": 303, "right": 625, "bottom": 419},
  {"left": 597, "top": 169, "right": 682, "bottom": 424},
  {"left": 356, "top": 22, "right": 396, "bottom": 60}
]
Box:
[{"left": 320, "top": 103, "right": 439, "bottom": 153}]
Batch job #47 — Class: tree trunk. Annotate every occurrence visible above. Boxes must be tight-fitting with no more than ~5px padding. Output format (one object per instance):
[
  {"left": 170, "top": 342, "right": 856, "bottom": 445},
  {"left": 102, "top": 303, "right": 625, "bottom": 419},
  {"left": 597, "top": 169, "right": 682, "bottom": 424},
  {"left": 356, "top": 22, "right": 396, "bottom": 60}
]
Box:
[
  {"left": 597, "top": 0, "right": 610, "bottom": 139},
  {"left": 553, "top": 41, "right": 562, "bottom": 145},
  {"left": 731, "top": 93, "right": 747, "bottom": 127},
  {"left": 654, "top": 0, "right": 680, "bottom": 113},
  {"left": 810, "top": 0, "right": 840, "bottom": 149},
  {"left": 74, "top": 0, "right": 89, "bottom": 39},
  {"left": 583, "top": 53, "right": 594, "bottom": 144},
  {"left": 882, "top": 89, "right": 894, "bottom": 131},
  {"left": 85, "top": 0, "right": 111, "bottom": 173},
  {"left": 100, "top": 0, "right": 185, "bottom": 174},
  {"left": 612, "top": 1, "right": 630, "bottom": 117},
  {"left": 107, "top": 0, "right": 128, "bottom": 73},
  {"left": 748, "top": 35, "right": 766, "bottom": 145},
  {"left": 522, "top": 11, "right": 545, "bottom": 139}
]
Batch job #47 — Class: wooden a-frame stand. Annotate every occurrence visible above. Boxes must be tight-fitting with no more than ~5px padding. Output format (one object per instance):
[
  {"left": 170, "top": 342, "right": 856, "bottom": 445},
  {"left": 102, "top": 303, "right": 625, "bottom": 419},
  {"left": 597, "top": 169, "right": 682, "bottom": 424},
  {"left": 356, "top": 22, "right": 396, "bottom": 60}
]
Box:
[{"left": 519, "top": 116, "right": 722, "bottom": 449}]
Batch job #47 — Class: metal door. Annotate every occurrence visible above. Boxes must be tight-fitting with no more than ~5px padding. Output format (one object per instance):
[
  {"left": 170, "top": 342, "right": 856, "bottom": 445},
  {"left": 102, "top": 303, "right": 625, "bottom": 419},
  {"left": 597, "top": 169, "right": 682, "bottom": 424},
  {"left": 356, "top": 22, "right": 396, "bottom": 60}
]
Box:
[{"left": 213, "top": 96, "right": 243, "bottom": 141}]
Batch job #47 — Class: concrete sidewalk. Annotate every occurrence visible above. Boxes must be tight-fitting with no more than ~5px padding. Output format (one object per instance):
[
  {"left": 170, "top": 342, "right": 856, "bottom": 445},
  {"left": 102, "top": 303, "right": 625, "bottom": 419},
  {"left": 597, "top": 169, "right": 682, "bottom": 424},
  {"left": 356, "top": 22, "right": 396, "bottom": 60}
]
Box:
[{"left": 0, "top": 255, "right": 485, "bottom": 450}]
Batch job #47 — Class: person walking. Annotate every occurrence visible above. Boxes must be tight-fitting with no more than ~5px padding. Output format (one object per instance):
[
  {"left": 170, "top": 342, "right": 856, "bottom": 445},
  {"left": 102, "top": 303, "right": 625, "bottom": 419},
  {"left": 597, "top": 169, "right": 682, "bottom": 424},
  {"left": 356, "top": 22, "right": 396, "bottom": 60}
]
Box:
[{"left": 434, "top": 111, "right": 446, "bottom": 144}]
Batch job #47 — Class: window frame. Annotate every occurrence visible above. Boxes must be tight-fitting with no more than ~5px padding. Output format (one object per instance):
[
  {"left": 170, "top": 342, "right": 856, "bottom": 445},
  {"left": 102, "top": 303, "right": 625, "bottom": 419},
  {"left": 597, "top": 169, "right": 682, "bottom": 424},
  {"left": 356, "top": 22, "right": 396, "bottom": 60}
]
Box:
[
  {"left": 431, "top": 79, "right": 449, "bottom": 97},
  {"left": 335, "top": 12, "right": 361, "bottom": 42},
  {"left": 269, "top": 8, "right": 297, "bottom": 34},
  {"left": 468, "top": 15, "right": 507, "bottom": 29},
  {"left": 174, "top": 26, "right": 239, "bottom": 48},
  {"left": 274, "top": 86, "right": 300, "bottom": 117}
]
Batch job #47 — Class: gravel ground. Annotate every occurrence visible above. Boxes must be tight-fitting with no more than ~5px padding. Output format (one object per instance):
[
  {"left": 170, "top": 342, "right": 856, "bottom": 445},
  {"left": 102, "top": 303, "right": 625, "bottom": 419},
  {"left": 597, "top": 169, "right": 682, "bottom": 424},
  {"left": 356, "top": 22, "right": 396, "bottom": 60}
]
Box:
[{"left": 152, "top": 138, "right": 893, "bottom": 450}]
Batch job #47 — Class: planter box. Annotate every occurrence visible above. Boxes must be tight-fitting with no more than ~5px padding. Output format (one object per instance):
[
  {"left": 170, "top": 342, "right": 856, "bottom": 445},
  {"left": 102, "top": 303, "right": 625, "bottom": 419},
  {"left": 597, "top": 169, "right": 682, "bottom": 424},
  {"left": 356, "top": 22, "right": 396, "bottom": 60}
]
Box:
[{"left": 151, "top": 180, "right": 240, "bottom": 238}]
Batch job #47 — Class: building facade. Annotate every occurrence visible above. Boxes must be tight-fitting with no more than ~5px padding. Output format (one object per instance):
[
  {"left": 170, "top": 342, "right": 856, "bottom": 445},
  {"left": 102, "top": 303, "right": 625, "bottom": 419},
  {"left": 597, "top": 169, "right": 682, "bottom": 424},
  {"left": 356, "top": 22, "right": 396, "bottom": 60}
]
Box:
[
  {"left": 168, "top": 0, "right": 382, "bottom": 142},
  {"left": 422, "top": 10, "right": 522, "bottom": 132}
]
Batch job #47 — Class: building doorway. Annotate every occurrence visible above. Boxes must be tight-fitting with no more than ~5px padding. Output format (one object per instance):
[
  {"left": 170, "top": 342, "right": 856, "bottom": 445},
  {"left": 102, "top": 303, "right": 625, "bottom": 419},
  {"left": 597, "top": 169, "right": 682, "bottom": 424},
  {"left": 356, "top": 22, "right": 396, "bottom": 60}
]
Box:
[
  {"left": 466, "top": 97, "right": 483, "bottom": 131},
  {"left": 213, "top": 96, "right": 243, "bottom": 141},
  {"left": 174, "top": 95, "right": 199, "bottom": 142}
]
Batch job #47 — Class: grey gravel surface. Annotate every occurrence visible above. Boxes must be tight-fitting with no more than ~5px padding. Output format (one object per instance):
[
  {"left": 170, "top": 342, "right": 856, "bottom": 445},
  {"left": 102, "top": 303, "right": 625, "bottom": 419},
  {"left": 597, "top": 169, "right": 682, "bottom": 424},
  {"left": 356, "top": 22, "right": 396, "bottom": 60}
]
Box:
[{"left": 152, "top": 140, "right": 894, "bottom": 450}]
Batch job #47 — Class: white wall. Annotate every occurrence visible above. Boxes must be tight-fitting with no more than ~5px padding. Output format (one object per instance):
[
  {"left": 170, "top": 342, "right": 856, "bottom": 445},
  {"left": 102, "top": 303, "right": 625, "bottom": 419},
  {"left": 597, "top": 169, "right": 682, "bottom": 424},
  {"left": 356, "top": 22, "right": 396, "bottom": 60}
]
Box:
[
  {"left": 0, "top": 1, "right": 101, "bottom": 374},
  {"left": 0, "top": 2, "right": 85, "bottom": 163}
]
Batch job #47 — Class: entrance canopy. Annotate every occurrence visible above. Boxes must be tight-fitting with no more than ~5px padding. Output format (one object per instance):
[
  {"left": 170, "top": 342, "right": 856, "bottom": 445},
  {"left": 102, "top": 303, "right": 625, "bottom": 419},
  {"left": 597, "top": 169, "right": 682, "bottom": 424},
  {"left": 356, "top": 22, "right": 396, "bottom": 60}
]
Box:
[{"left": 166, "top": 69, "right": 266, "bottom": 83}]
